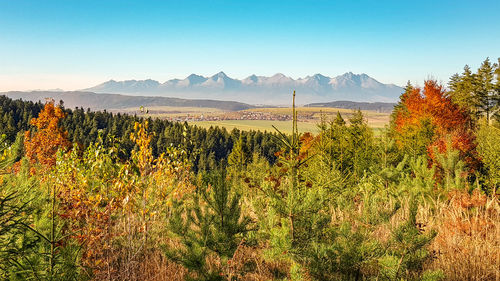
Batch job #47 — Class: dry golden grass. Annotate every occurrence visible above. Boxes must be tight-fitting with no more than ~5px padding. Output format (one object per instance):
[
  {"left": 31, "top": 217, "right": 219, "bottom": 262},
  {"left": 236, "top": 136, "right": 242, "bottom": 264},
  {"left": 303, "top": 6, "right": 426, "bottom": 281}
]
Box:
[
  {"left": 110, "top": 250, "right": 187, "bottom": 281},
  {"left": 330, "top": 191, "right": 499, "bottom": 281},
  {"left": 392, "top": 191, "right": 500, "bottom": 281},
  {"left": 223, "top": 244, "right": 291, "bottom": 281},
  {"left": 91, "top": 208, "right": 289, "bottom": 281},
  {"left": 86, "top": 189, "right": 499, "bottom": 281},
  {"left": 426, "top": 190, "right": 500, "bottom": 281}
]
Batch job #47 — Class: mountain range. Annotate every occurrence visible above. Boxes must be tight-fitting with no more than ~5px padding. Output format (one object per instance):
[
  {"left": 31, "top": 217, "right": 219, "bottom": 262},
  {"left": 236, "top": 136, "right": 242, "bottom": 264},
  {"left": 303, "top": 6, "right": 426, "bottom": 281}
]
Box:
[{"left": 84, "top": 72, "right": 403, "bottom": 105}]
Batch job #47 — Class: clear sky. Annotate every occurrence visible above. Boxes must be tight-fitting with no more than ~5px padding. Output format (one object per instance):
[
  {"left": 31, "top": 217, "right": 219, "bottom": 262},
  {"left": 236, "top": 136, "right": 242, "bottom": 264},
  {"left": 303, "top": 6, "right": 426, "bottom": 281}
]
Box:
[{"left": 0, "top": 0, "right": 499, "bottom": 91}]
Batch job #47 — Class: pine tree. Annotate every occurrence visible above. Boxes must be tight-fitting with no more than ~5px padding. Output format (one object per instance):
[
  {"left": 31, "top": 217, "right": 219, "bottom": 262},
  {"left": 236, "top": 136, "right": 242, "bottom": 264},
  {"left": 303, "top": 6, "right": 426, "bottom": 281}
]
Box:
[
  {"left": 0, "top": 152, "right": 35, "bottom": 279},
  {"left": 258, "top": 92, "right": 334, "bottom": 280},
  {"left": 334, "top": 111, "right": 346, "bottom": 126},
  {"left": 0, "top": 158, "right": 82, "bottom": 280},
  {"left": 165, "top": 170, "right": 251, "bottom": 281},
  {"left": 379, "top": 199, "right": 440, "bottom": 280},
  {"left": 432, "top": 139, "right": 466, "bottom": 191}
]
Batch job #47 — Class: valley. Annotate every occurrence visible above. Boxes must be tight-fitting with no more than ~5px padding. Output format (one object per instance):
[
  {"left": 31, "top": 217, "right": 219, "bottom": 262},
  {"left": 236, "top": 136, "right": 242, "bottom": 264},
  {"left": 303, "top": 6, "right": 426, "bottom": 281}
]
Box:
[{"left": 124, "top": 105, "right": 391, "bottom": 133}]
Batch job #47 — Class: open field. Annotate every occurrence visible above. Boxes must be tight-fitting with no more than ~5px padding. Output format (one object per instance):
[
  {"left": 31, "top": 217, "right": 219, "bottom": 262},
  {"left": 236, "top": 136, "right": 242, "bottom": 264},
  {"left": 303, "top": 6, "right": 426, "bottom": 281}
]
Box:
[
  {"left": 190, "top": 120, "right": 386, "bottom": 135},
  {"left": 189, "top": 120, "right": 320, "bottom": 134},
  {"left": 124, "top": 105, "right": 391, "bottom": 134},
  {"left": 187, "top": 107, "right": 390, "bottom": 134},
  {"left": 244, "top": 107, "right": 390, "bottom": 127}
]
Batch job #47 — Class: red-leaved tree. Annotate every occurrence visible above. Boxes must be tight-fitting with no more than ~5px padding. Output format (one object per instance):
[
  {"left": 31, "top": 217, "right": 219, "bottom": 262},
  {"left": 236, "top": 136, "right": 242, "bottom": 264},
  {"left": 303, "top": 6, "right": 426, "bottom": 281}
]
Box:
[{"left": 393, "top": 80, "right": 478, "bottom": 173}]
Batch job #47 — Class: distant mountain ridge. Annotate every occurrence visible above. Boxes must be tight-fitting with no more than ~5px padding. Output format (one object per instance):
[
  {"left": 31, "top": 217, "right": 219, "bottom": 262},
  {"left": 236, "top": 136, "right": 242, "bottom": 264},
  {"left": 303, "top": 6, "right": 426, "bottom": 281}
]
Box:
[
  {"left": 84, "top": 72, "right": 404, "bottom": 105},
  {"left": 1, "top": 91, "right": 254, "bottom": 111}
]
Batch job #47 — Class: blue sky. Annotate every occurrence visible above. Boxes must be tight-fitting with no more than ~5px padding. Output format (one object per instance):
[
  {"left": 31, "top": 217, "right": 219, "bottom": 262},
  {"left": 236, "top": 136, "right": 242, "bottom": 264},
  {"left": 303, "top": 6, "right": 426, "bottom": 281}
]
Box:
[{"left": 0, "top": 0, "right": 499, "bottom": 91}]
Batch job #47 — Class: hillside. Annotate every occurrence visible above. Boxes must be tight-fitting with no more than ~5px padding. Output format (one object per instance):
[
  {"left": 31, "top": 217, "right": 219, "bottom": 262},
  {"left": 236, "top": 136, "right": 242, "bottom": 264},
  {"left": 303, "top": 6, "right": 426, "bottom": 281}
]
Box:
[
  {"left": 305, "top": 100, "right": 396, "bottom": 113},
  {"left": 1, "top": 91, "right": 254, "bottom": 111}
]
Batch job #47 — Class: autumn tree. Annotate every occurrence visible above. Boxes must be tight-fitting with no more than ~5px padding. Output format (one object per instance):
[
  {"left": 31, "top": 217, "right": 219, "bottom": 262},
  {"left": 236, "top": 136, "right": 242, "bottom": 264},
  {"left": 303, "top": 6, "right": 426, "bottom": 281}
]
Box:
[
  {"left": 24, "top": 100, "right": 71, "bottom": 169},
  {"left": 393, "top": 80, "right": 478, "bottom": 175}
]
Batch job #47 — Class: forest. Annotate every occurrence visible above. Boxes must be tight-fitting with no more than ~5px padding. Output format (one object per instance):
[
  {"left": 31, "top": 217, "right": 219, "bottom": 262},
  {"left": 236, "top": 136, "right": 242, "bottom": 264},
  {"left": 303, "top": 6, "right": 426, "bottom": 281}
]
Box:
[{"left": 0, "top": 58, "right": 499, "bottom": 281}]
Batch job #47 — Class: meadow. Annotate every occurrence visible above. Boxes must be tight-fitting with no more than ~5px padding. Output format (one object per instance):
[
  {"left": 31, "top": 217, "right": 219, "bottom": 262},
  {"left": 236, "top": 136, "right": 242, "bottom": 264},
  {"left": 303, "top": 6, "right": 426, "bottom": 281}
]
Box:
[
  {"left": 124, "top": 105, "right": 391, "bottom": 134},
  {"left": 0, "top": 58, "right": 499, "bottom": 281},
  {"left": 189, "top": 120, "right": 319, "bottom": 134}
]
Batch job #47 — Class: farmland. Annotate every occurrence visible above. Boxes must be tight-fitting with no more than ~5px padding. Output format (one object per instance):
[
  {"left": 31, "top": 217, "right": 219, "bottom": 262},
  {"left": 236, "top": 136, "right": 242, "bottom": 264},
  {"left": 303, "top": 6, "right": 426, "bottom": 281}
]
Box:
[{"left": 128, "top": 105, "right": 392, "bottom": 133}]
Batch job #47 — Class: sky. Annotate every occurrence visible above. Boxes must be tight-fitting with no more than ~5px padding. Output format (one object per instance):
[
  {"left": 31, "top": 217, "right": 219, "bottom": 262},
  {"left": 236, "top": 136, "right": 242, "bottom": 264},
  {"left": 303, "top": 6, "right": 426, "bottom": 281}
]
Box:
[{"left": 0, "top": 0, "right": 499, "bottom": 91}]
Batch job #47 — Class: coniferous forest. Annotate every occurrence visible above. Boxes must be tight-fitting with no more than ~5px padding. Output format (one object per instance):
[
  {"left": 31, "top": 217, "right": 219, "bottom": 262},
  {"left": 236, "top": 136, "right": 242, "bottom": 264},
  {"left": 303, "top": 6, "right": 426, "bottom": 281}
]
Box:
[{"left": 0, "top": 58, "right": 499, "bottom": 281}]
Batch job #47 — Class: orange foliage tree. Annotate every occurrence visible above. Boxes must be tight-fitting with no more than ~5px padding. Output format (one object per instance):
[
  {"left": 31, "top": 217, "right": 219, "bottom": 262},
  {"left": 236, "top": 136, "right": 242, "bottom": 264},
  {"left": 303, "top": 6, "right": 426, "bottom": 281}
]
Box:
[
  {"left": 24, "top": 100, "right": 71, "bottom": 169},
  {"left": 393, "top": 80, "right": 478, "bottom": 172},
  {"left": 54, "top": 140, "right": 130, "bottom": 278}
]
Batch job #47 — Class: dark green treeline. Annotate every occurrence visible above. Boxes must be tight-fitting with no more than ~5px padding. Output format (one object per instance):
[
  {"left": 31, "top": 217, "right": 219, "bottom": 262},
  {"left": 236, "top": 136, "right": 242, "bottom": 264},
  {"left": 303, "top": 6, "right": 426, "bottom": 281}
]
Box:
[{"left": 0, "top": 95, "right": 280, "bottom": 172}]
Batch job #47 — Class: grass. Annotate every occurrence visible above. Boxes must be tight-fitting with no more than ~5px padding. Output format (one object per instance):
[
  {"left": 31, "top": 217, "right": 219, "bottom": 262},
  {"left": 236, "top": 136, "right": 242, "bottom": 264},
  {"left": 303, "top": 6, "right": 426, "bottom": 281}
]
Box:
[
  {"left": 189, "top": 120, "right": 320, "bottom": 134},
  {"left": 190, "top": 120, "right": 387, "bottom": 136},
  {"left": 104, "top": 189, "right": 499, "bottom": 281}
]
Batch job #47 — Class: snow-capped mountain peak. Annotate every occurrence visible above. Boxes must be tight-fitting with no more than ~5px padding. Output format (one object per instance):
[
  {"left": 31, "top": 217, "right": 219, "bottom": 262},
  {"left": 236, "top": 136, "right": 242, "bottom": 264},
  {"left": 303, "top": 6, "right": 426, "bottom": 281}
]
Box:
[{"left": 83, "top": 72, "right": 403, "bottom": 104}]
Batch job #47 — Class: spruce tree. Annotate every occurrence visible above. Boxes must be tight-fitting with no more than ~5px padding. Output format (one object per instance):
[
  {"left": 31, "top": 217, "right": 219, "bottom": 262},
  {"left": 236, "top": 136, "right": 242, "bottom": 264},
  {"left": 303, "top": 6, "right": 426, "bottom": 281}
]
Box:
[
  {"left": 476, "top": 58, "right": 496, "bottom": 123},
  {"left": 348, "top": 109, "right": 375, "bottom": 181},
  {"left": 227, "top": 135, "right": 247, "bottom": 174},
  {"left": 494, "top": 58, "right": 500, "bottom": 121},
  {"left": 390, "top": 81, "right": 413, "bottom": 125},
  {"left": 320, "top": 112, "right": 350, "bottom": 174},
  {"left": 449, "top": 65, "right": 478, "bottom": 116}
]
